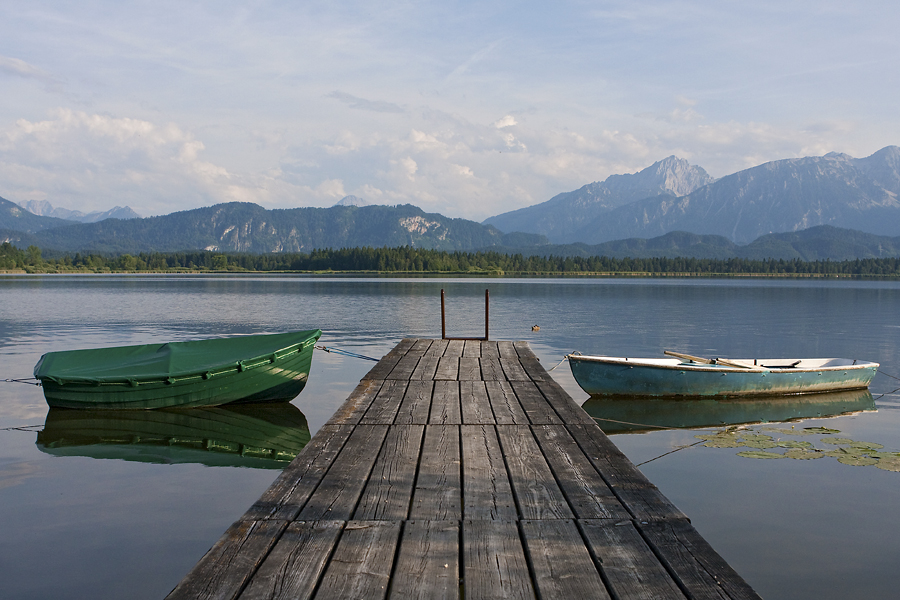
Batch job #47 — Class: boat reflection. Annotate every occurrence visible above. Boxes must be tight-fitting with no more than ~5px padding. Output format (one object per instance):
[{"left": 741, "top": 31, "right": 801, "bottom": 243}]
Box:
[
  {"left": 582, "top": 388, "right": 876, "bottom": 435},
  {"left": 35, "top": 403, "right": 310, "bottom": 469}
]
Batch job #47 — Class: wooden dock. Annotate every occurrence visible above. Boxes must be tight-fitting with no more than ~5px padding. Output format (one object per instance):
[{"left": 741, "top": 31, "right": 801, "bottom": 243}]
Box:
[{"left": 168, "top": 339, "right": 760, "bottom": 599}]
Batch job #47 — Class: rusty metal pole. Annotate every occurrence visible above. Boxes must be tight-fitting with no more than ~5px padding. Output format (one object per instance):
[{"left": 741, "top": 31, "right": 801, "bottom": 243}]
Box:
[
  {"left": 441, "top": 289, "right": 446, "bottom": 339},
  {"left": 485, "top": 289, "right": 489, "bottom": 341}
]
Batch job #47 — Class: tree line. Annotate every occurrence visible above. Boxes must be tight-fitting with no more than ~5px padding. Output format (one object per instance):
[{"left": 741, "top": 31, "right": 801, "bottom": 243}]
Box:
[{"left": 3, "top": 242, "right": 900, "bottom": 276}]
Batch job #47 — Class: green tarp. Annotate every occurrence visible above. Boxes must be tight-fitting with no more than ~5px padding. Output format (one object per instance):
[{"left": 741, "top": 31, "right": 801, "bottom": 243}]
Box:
[{"left": 34, "top": 330, "right": 322, "bottom": 385}]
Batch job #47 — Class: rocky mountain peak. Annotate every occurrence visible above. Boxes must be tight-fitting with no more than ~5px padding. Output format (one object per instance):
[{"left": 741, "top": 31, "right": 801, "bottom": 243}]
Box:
[{"left": 603, "top": 155, "right": 714, "bottom": 198}]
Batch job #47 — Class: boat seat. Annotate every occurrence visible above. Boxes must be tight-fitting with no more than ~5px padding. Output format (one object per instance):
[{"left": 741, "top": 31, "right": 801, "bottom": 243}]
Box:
[{"left": 761, "top": 360, "right": 801, "bottom": 368}]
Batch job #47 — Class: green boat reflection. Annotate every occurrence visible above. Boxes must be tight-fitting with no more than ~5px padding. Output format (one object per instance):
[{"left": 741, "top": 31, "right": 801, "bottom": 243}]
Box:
[
  {"left": 582, "top": 388, "right": 876, "bottom": 435},
  {"left": 35, "top": 403, "right": 311, "bottom": 469}
]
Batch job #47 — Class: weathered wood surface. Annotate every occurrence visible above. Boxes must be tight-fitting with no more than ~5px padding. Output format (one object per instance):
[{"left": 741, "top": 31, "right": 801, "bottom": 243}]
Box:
[{"left": 169, "top": 339, "right": 760, "bottom": 600}]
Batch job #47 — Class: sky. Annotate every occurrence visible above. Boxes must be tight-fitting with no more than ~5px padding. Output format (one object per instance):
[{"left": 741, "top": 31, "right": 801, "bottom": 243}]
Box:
[{"left": 1, "top": 1, "right": 899, "bottom": 220}]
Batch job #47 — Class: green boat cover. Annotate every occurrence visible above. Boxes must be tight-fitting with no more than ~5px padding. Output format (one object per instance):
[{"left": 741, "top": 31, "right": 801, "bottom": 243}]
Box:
[{"left": 34, "top": 330, "right": 322, "bottom": 386}]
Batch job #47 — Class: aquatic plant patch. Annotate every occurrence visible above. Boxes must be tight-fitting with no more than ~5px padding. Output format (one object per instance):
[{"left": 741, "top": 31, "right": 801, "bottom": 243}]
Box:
[{"left": 695, "top": 425, "right": 897, "bottom": 470}]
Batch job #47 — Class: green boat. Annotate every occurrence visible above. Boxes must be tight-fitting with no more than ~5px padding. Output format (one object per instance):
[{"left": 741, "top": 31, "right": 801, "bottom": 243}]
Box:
[
  {"left": 36, "top": 404, "right": 311, "bottom": 469},
  {"left": 33, "top": 329, "right": 322, "bottom": 409}
]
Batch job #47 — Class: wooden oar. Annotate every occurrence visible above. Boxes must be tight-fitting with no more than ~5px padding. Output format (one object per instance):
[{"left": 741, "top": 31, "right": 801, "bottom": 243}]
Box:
[{"left": 664, "top": 350, "right": 763, "bottom": 370}]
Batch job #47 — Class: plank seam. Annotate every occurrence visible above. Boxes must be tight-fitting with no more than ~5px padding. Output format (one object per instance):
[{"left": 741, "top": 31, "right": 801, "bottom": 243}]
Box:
[
  {"left": 383, "top": 519, "right": 407, "bottom": 600},
  {"left": 573, "top": 519, "right": 622, "bottom": 600},
  {"left": 405, "top": 420, "right": 431, "bottom": 520},
  {"left": 305, "top": 520, "right": 350, "bottom": 600}
]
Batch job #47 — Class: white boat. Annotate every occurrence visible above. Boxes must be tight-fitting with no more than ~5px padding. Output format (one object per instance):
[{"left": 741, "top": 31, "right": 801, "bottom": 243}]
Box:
[{"left": 568, "top": 350, "right": 879, "bottom": 397}]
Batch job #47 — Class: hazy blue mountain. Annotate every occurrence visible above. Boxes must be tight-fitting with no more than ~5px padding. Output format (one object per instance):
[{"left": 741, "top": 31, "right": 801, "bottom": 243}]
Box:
[
  {"left": 17, "top": 200, "right": 141, "bottom": 223},
  {"left": 0, "top": 196, "right": 74, "bottom": 233},
  {"left": 483, "top": 226, "right": 900, "bottom": 261},
  {"left": 582, "top": 148, "right": 900, "bottom": 243},
  {"left": 333, "top": 195, "right": 370, "bottom": 207},
  {"left": 483, "top": 156, "right": 715, "bottom": 242},
  {"left": 18, "top": 202, "right": 548, "bottom": 254}
]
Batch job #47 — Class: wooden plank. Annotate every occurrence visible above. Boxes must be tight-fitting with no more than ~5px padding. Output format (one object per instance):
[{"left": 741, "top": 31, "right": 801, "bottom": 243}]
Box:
[
  {"left": 462, "top": 520, "right": 536, "bottom": 600},
  {"left": 239, "top": 520, "right": 344, "bottom": 600},
  {"left": 531, "top": 425, "right": 630, "bottom": 520},
  {"left": 497, "top": 341, "right": 518, "bottom": 359},
  {"left": 480, "top": 357, "right": 506, "bottom": 382},
  {"left": 510, "top": 380, "right": 562, "bottom": 424},
  {"left": 388, "top": 521, "right": 459, "bottom": 600},
  {"left": 458, "top": 357, "right": 482, "bottom": 381},
  {"left": 637, "top": 519, "right": 762, "bottom": 600},
  {"left": 325, "top": 379, "right": 383, "bottom": 426},
  {"left": 362, "top": 354, "right": 402, "bottom": 381},
  {"left": 411, "top": 354, "right": 440, "bottom": 380},
  {"left": 410, "top": 425, "right": 461, "bottom": 520},
  {"left": 463, "top": 340, "right": 482, "bottom": 357},
  {"left": 496, "top": 425, "right": 573, "bottom": 520},
  {"left": 499, "top": 358, "right": 530, "bottom": 381},
  {"left": 394, "top": 380, "right": 434, "bottom": 425},
  {"left": 361, "top": 380, "right": 409, "bottom": 424},
  {"left": 485, "top": 380, "right": 529, "bottom": 425},
  {"left": 314, "top": 521, "right": 402, "bottom": 600},
  {"left": 165, "top": 519, "right": 288, "bottom": 600},
  {"left": 519, "top": 519, "right": 611, "bottom": 599},
  {"left": 481, "top": 341, "right": 501, "bottom": 358},
  {"left": 434, "top": 357, "right": 459, "bottom": 381},
  {"left": 425, "top": 338, "right": 449, "bottom": 356},
  {"left": 566, "top": 424, "right": 688, "bottom": 521},
  {"left": 354, "top": 425, "right": 425, "bottom": 520},
  {"left": 386, "top": 354, "right": 421, "bottom": 380},
  {"left": 513, "top": 341, "right": 550, "bottom": 382},
  {"left": 461, "top": 425, "right": 517, "bottom": 520},
  {"left": 297, "top": 425, "right": 389, "bottom": 521},
  {"left": 579, "top": 519, "right": 687, "bottom": 600},
  {"left": 390, "top": 338, "right": 419, "bottom": 356},
  {"left": 246, "top": 425, "right": 353, "bottom": 521},
  {"left": 444, "top": 339, "right": 465, "bottom": 357},
  {"left": 429, "top": 380, "right": 462, "bottom": 425},
  {"left": 460, "top": 381, "right": 495, "bottom": 425},
  {"left": 535, "top": 378, "right": 597, "bottom": 425},
  {"left": 409, "top": 338, "right": 434, "bottom": 356}
]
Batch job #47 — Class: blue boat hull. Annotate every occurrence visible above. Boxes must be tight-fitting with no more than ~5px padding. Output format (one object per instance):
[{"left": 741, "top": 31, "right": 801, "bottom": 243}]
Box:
[{"left": 569, "top": 356, "right": 879, "bottom": 397}]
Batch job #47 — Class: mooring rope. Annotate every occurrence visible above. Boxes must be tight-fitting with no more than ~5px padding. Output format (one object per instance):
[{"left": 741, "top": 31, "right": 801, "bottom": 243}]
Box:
[
  {"left": 1, "top": 424, "right": 43, "bottom": 432},
  {"left": 2, "top": 378, "right": 41, "bottom": 387},
  {"left": 314, "top": 345, "right": 380, "bottom": 362},
  {"left": 877, "top": 369, "right": 900, "bottom": 382},
  {"left": 545, "top": 355, "right": 571, "bottom": 372}
]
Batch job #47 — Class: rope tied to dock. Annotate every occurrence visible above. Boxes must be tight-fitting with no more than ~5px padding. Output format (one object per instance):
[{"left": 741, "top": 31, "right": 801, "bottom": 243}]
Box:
[{"left": 314, "top": 345, "right": 379, "bottom": 362}]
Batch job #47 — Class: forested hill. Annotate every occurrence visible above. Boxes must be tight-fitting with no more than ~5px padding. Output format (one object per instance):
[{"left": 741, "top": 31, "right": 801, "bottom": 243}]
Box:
[{"left": 0, "top": 202, "right": 547, "bottom": 254}]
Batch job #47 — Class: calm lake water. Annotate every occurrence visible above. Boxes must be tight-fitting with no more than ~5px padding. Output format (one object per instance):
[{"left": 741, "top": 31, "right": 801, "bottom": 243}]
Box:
[{"left": 1, "top": 275, "right": 899, "bottom": 599}]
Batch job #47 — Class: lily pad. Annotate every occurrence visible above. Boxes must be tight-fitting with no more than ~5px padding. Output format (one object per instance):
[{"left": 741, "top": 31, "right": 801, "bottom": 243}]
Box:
[
  {"left": 694, "top": 432, "right": 740, "bottom": 441},
  {"left": 703, "top": 438, "right": 744, "bottom": 448},
  {"left": 804, "top": 427, "right": 841, "bottom": 434},
  {"left": 784, "top": 448, "right": 823, "bottom": 460},
  {"left": 875, "top": 456, "right": 900, "bottom": 472},
  {"left": 778, "top": 440, "right": 814, "bottom": 449},
  {"left": 848, "top": 441, "right": 884, "bottom": 450},
  {"left": 836, "top": 455, "right": 878, "bottom": 467},
  {"left": 821, "top": 438, "right": 856, "bottom": 445},
  {"left": 739, "top": 434, "right": 774, "bottom": 442},
  {"left": 737, "top": 450, "right": 784, "bottom": 459},
  {"left": 824, "top": 447, "right": 869, "bottom": 458},
  {"left": 762, "top": 426, "right": 813, "bottom": 435},
  {"left": 868, "top": 451, "right": 900, "bottom": 459},
  {"left": 741, "top": 440, "right": 779, "bottom": 449}
]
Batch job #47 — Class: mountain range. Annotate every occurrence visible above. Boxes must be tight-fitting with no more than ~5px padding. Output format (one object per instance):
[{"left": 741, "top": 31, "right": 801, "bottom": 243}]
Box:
[
  {"left": 0, "top": 198, "right": 545, "bottom": 254},
  {"left": 17, "top": 200, "right": 141, "bottom": 223},
  {"left": 2, "top": 147, "right": 900, "bottom": 260},
  {"left": 484, "top": 147, "right": 900, "bottom": 244}
]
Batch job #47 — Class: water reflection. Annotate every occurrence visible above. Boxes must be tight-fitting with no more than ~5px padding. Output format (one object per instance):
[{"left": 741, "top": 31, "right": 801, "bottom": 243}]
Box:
[
  {"left": 582, "top": 388, "right": 876, "bottom": 435},
  {"left": 35, "top": 403, "right": 310, "bottom": 469}
]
